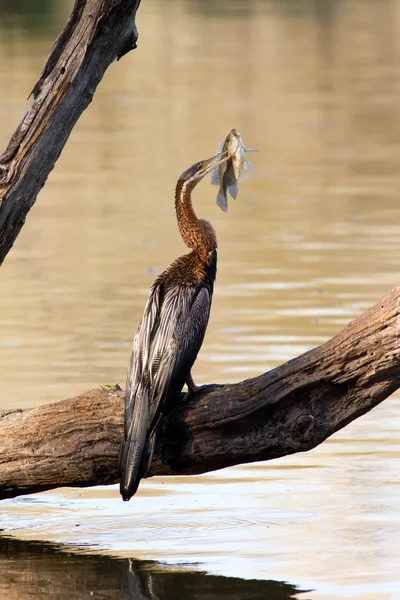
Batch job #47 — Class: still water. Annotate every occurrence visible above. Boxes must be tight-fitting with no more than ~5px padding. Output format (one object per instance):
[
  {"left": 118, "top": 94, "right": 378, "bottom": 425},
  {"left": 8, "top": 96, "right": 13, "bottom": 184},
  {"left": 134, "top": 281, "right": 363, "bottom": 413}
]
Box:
[{"left": 1, "top": 0, "right": 400, "bottom": 598}]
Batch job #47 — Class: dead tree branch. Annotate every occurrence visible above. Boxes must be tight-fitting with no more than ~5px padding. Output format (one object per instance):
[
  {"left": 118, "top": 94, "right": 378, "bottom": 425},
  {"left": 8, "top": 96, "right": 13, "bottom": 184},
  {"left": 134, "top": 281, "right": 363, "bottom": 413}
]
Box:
[
  {"left": 1, "top": 283, "right": 400, "bottom": 500},
  {"left": 0, "top": 0, "right": 141, "bottom": 265}
]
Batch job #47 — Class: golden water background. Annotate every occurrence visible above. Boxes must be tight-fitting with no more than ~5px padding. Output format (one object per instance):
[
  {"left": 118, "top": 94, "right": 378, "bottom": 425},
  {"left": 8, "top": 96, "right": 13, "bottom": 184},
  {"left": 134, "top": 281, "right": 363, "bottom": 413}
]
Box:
[{"left": 1, "top": 1, "right": 400, "bottom": 599}]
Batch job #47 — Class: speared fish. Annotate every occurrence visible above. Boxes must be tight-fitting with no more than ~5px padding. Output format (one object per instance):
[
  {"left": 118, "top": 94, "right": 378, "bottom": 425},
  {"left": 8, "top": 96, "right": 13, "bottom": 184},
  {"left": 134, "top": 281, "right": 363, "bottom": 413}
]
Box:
[{"left": 211, "top": 128, "right": 256, "bottom": 212}]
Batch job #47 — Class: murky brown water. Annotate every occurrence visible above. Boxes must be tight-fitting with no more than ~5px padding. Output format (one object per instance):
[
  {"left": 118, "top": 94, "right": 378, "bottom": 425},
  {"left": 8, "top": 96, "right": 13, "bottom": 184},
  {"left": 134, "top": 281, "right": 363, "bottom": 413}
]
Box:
[{"left": 1, "top": 0, "right": 400, "bottom": 598}]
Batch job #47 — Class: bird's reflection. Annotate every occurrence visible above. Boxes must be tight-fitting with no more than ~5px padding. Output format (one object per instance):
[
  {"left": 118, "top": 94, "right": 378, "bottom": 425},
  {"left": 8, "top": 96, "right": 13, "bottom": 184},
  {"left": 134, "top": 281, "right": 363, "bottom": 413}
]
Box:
[{"left": 0, "top": 535, "right": 312, "bottom": 600}]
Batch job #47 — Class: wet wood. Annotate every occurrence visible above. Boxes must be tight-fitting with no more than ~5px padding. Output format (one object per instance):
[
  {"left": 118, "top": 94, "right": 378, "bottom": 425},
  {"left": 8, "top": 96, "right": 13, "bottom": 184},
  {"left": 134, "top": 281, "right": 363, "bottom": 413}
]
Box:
[
  {"left": 0, "top": 0, "right": 141, "bottom": 265},
  {"left": 1, "top": 283, "right": 400, "bottom": 500}
]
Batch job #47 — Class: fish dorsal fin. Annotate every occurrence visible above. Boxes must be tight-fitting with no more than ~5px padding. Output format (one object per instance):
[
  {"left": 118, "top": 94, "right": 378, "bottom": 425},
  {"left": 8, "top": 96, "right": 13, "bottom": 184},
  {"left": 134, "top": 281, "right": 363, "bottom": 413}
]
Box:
[
  {"left": 216, "top": 138, "right": 225, "bottom": 154},
  {"left": 211, "top": 166, "right": 220, "bottom": 186},
  {"left": 211, "top": 138, "right": 225, "bottom": 186}
]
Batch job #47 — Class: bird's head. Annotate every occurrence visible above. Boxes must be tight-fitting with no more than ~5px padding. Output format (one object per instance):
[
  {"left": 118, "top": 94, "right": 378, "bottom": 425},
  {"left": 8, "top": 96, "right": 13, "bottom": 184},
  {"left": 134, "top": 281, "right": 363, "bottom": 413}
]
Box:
[{"left": 178, "top": 152, "right": 229, "bottom": 189}]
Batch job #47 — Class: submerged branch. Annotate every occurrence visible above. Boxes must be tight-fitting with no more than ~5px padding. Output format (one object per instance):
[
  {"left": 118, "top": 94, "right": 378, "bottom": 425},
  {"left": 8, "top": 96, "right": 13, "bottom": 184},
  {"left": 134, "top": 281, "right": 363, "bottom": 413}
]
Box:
[{"left": 1, "top": 283, "right": 400, "bottom": 500}]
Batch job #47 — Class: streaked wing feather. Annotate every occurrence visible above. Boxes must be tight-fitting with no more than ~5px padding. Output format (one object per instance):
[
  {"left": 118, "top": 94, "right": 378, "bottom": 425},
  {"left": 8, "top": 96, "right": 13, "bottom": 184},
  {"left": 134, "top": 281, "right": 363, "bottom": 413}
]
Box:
[
  {"left": 122, "top": 276, "right": 212, "bottom": 497},
  {"left": 124, "top": 285, "right": 161, "bottom": 434},
  {"left": 147, "top": 285, "right": 211, "bottom": 428}
]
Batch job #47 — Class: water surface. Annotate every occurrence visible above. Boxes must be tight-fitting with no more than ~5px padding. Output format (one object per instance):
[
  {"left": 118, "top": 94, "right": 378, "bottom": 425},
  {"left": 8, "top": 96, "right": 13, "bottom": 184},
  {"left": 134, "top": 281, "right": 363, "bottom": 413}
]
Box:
[{"left": 1, "top": 1, "right": 400, "bottom": 598}]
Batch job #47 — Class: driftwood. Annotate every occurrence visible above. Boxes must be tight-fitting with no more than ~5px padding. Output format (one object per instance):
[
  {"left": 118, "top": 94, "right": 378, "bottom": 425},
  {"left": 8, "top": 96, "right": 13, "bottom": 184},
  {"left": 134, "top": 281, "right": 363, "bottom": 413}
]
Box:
[
  {"left": 1, "top": 283, "right": 400, "bottom": 500},
  {"left": 0, "top": 0, "right": 141, "bottom": 265}
]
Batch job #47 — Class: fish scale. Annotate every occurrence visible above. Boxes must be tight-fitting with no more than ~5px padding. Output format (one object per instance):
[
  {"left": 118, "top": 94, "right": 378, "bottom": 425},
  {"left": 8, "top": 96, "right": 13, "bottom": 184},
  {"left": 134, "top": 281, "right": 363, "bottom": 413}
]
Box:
[{"left": 211, "top": 128, "right": 256, "bottom": 212}]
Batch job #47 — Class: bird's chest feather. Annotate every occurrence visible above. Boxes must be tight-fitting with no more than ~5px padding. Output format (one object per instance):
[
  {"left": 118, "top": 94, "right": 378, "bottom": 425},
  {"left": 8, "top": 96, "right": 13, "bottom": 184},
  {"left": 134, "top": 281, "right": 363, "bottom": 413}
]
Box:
[{"left": 160, "top": 249, "right": 217, "bottom": 290}]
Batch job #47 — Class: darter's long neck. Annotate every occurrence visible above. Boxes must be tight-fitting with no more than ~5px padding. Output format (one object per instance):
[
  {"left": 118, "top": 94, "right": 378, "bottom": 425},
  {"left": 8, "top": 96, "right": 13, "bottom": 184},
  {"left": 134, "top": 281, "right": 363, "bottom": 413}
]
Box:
[{"left": 174, "top": 178, "right": 216, "bottom": 256}]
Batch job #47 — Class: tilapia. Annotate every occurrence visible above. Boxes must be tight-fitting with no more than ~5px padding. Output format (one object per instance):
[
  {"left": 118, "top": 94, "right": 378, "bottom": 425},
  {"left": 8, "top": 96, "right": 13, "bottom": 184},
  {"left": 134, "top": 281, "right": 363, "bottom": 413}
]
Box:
[{"left": 211, "top": 129, "right": 255, "bottom": 212}]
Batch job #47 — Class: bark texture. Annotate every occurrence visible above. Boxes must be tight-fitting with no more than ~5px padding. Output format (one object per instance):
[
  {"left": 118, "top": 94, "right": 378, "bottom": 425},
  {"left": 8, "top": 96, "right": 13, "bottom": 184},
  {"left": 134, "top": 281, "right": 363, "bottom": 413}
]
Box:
[
  {"left": 1, "top": 283, "right": 400, "bottom": 500},
  {"left": 0, "top": 0, "right": 141, "bottom": 265}
]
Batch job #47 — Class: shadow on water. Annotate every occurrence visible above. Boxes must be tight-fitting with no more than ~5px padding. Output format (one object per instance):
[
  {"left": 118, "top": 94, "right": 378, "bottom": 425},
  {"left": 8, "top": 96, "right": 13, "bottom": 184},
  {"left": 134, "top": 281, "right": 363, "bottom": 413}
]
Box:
[{"left": 0, "top": 535, "right": 312, "bottom": 600}]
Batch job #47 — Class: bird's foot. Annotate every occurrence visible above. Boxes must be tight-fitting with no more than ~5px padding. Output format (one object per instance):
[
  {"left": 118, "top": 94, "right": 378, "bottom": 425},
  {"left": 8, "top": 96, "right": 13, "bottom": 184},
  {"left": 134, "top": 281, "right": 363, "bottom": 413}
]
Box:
[
  {"left": 184, "top": 372, "right": 207, "bottom": 401},
  {"left": 183, "top": 383, "right": 208, "bottom": 402}
]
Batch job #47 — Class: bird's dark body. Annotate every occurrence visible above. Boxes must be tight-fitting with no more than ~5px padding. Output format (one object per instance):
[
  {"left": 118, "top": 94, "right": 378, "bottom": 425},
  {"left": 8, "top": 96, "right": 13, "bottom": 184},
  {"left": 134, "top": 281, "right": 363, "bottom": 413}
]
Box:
[
  {"left": 153, "top": 248, "right": 217, "bottom": 395},
  {"left": 119, "top": 156, "right": 225, "bottom": 501},
  {"left": 146, "top": 248, "right": 217, "bottom": 427},
  {"left": 119, "top": 249, "right": 216, "bottom": 500}
]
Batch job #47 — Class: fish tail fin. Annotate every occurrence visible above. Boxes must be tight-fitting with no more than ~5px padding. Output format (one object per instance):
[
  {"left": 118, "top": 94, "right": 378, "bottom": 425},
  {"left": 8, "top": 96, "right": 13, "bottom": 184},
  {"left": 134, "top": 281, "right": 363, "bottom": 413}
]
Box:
[
  {"left": 216, "top": 190, "right": 228, "bottom": 212},
  {"left": 119, "top": 386, "right": 149, "bottom": 501},
  {"left": 228, "top": 182, "right": 239, "bottom": 199}
]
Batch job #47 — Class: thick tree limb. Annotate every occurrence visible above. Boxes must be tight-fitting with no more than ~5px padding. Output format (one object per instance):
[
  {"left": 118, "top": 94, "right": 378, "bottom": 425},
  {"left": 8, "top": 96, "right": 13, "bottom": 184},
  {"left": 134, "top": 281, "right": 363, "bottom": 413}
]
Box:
[
  {"left": 1, "top": 283, "right": 400, "bottom": 500},
  {"left": 0, "top": 0, "right": 141, "bottom": 265}
]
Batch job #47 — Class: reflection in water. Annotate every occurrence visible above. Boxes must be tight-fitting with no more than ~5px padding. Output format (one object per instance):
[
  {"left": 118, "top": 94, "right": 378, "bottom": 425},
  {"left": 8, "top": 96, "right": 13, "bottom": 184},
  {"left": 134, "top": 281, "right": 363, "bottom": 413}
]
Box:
[{"left": 0, "top": 536, "right": 309, "bottom": 600}]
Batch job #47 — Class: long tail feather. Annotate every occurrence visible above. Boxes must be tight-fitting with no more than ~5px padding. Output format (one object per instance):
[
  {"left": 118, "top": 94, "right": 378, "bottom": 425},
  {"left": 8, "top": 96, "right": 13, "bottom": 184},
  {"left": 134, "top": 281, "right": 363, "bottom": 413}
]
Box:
[
  {"left": 119, "top": 387, "right": 149, "bottom": 501},
  {"left": 142, "top": 429, "right": 157, "bottom": 478}
]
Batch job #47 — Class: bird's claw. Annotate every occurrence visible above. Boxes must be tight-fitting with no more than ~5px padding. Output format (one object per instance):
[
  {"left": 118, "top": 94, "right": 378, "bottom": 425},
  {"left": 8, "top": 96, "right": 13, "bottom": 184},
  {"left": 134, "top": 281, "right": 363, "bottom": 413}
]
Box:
[{"left": 183, "top": 383, "right": 207, "bottom": 401}]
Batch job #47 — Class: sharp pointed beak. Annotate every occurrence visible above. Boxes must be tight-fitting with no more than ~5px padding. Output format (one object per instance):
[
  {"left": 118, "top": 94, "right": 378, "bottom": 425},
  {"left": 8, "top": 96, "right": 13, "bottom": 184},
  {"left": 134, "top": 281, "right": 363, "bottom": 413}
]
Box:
[{"left": 199, "top": 151, "right": 230, "bottom": 178}]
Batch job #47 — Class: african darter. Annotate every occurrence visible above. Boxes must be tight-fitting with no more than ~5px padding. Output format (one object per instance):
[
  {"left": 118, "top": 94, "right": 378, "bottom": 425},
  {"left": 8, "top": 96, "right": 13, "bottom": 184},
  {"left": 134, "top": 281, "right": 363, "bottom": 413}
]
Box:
[{"left": 119, "top": 152, "right": 228, "bottom": 501}]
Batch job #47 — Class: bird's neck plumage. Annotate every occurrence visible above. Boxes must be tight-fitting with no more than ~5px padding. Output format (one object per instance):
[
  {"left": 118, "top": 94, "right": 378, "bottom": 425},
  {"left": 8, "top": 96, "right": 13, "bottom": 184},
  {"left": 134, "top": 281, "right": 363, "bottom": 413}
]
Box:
[{"left": 175, "top": 178, "right": 217, "bottom": 258}]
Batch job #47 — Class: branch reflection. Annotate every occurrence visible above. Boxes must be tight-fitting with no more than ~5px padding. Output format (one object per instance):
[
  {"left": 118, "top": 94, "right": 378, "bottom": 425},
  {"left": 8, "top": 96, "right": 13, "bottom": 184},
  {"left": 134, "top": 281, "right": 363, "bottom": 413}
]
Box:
[{"left": 0, "top": 535, "right": 311, "bottom": 600}]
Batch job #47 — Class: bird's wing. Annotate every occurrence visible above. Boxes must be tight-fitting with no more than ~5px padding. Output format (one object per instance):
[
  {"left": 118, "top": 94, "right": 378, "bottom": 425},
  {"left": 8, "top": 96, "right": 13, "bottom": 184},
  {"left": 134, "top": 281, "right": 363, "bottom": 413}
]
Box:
[
  {"left": 147, "top": 284, "right": 211, "bottom": 428},
  {"left": 121, "top": 281, "right": 211, "bottom": 498},
  {"left": 124, "top": 284, "right": 161, "bottom": 436},
  {"left": 125, "top": 282, "right": 211, "bottom": 433},
  {"left": 120, "top": 285, "right": 163, "bottom": 499}
]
